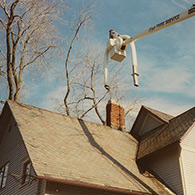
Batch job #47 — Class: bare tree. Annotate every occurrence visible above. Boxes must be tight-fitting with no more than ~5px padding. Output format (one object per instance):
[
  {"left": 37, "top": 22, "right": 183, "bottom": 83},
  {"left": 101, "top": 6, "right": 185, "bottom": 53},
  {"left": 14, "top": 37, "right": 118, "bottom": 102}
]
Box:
[
  {"left": 64, "top": 38, "right": 109, "bottom": 123},
  {"left": 69, "top": 46, "right": 110, "bottom": 124},
  {"left": 63, "top": 35, "right": 129, "bottom": 124},
  {"left": 0, "top": 0, "right": 66, "bottom": 102},
  {"left": 63, "top": 2, "right": 95, "bottom": 116},
  {"left": 60, "top": 1, "right": 140, "bottom": 126}
]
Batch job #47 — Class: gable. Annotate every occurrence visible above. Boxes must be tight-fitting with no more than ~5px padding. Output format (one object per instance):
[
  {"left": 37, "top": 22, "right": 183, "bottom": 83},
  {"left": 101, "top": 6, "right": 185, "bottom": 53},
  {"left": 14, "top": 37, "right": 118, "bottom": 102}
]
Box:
[
  {"left": 0, "top": 103, "right": 41, "bottom": 194},
  {"left": 139, "top": 113, "right": 164, "bottom": 136},
  {"left": 130, "top": 105, "right": 173, "bottom": 140},
  {"left": 0, "top": 102, "right": 13, "bottom": 147}
]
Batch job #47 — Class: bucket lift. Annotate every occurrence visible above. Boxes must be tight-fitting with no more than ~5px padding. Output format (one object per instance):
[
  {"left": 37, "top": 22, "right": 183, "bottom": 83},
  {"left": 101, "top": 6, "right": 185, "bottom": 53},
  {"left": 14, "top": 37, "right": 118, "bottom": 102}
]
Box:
[{"left": 104, "top": 4, "right": 195, "bottom": 90}]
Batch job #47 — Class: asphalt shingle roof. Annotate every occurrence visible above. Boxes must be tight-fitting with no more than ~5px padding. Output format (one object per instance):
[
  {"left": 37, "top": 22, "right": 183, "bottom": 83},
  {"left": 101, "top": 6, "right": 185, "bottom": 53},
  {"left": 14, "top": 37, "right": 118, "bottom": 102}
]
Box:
[
  {"left": 137, "top": 106, "right": 195, "bottom": 159},
  {"left": 5, "top": 100, "right": 174, "bottom": 194}
]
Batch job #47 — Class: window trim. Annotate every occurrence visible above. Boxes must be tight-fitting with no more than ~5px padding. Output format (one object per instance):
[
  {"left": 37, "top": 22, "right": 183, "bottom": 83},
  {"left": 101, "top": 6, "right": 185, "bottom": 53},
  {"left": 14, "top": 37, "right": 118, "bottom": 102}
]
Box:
[
  {"left": 0, "top": 162, "right": 9, "bottom": 189},
  {"left": 21, "top": 158, "right": 31, "bottom": 186}
]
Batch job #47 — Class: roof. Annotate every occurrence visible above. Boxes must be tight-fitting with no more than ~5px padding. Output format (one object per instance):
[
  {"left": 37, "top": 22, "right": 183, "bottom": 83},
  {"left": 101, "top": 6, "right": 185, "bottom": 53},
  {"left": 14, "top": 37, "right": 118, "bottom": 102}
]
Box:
[
  {"left": 142, "top": 106, "right": 174, "bottom": 123},
  {"left": 130, "top": 105, "right": 174, "bottom": 140},
  {"left": 2, "top": 100, "right": 174, "bottom": 194},
  {"left": 137, "top": 106, "right": 195, "bottom": 159}
]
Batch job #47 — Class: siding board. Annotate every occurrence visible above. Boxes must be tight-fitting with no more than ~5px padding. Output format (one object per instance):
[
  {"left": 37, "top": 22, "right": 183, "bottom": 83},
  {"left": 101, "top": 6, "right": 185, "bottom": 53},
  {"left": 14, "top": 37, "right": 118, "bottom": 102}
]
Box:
[
  {"left": 147, "top": 148, "right": 183, "bottom": 195},
  {"left": 0, "top": 112, "right": 45, "bottom": 195},
  {"left": 181, "top": 125, "right": 195, "bottom": 195},
  {"left": 181, "top": 149, "right": 195, "bottom": 195}
]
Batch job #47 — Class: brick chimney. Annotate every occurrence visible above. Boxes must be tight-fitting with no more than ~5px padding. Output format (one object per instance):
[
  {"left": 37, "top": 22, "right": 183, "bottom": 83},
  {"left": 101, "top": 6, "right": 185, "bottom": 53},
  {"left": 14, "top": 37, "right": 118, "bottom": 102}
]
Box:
[{"left": 106, "top": 99, "right": 125, "bottom": 131}]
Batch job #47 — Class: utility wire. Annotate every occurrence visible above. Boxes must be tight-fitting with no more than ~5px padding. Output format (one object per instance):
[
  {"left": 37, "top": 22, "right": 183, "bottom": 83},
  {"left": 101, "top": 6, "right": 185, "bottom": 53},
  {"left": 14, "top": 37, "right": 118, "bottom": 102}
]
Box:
[
  {"left": 171, "top": 0, "right": 193, "bottom": 10},
  {"left": 171, "top": 0, "right": 188, "bottom": 10},
  {"left": 181, "top": 0, "right": 193, "bottom": 6}
]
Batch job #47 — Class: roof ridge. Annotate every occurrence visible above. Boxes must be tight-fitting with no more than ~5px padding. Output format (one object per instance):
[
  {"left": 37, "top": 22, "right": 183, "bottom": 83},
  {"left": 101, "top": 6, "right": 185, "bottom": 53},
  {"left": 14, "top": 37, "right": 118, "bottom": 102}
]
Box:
[
  {"left": 6, "top": 99, "right": 72, "bottom": 118},
  {"left": 142, "top": 105, "right": 174, "bottom": 122},
  {"left": 6, "top": 100, "right": 106, "bottom": 129},
  {"left": 170, "top": 106, "right": 195, "bottom": 122}
]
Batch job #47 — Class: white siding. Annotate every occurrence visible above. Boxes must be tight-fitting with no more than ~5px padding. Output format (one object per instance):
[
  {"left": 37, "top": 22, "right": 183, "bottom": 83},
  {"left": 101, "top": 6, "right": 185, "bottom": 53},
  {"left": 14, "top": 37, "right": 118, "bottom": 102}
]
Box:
[
  {"left": 180, "top": 124, "right": 195, "bottom": 195},
  {"left": 181, "top": 124, "right": 195, "bottom": 149},
  {"left": 148, "top": 148, "right": 183, "bottom": 195},
  {"left": 180, "top": 148, "right": 195, "bottom": 195}
]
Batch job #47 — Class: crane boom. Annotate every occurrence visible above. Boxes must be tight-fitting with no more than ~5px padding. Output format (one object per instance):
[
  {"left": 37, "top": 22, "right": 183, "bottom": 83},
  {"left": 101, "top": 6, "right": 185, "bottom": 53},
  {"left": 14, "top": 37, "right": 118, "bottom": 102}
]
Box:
[{"left": 124, "top": 6, "right": 195, "bottom": 45}]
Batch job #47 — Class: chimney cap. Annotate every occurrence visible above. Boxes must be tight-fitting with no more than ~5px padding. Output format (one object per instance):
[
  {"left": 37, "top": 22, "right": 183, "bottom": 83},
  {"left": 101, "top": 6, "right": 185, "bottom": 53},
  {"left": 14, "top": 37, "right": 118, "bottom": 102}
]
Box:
[{"left": 107, "top": 99, "right": 123, "bottom": 107}]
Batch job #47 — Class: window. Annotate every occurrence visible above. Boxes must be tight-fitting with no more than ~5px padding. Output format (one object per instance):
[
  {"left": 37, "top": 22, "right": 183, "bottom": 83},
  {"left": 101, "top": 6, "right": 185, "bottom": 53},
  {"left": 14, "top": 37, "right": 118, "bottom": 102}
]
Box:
[
  {"left": 21, "top": 160, "right": 31, "bottom": 185},
  {"left": 0, "top": 162, "right": 9, "bottom": 188}
]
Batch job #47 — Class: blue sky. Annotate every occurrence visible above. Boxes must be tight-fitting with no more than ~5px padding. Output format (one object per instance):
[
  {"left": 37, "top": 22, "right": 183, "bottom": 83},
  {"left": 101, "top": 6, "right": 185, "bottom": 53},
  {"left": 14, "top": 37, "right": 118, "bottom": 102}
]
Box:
[{"left": 1, "top": 0, "right": 194, "bottom": 121}]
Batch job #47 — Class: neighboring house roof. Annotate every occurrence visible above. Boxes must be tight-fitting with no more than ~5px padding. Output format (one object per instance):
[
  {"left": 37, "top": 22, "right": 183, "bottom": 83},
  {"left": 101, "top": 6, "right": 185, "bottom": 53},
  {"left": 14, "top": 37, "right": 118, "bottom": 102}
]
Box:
[
  {"left": 130, "top": 105, "right": 174, "bottom": 140},
  {"left": 137, "top": 106, "right": 195, "bottom": 160},
  {"left": 1, "top": 100, "right": 174, "bottom": 195}
]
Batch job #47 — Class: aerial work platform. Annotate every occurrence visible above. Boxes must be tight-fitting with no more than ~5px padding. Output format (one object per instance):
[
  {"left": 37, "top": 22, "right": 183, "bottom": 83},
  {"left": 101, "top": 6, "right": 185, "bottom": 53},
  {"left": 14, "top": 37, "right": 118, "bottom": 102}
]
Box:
[{"left": 104, "top": 4, "right": 195, "bottom": 90}]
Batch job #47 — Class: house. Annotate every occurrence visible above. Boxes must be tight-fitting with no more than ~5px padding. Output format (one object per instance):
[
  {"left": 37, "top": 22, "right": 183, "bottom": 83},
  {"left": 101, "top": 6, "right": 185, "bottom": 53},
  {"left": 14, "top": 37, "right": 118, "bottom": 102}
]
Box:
[
  {"left": 131, "top": 105, "right": 195, "bottom": 195},
  {"left": 0, "top": 100, "right": 194, "bottom": 195}
]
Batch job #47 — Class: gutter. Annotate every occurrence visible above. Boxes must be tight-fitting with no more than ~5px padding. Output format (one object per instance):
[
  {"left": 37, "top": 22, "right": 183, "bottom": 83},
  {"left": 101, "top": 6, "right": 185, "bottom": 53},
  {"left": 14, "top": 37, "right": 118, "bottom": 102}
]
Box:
[{"left": 37, "top": 175, "right": 151, "bottom": 195}]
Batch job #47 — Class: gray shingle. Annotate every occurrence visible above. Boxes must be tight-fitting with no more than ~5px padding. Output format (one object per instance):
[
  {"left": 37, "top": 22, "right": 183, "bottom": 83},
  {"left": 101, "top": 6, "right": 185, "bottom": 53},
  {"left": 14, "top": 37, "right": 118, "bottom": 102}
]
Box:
[{"left": 138, "top": 107, "right": 195, "bottom": 159}]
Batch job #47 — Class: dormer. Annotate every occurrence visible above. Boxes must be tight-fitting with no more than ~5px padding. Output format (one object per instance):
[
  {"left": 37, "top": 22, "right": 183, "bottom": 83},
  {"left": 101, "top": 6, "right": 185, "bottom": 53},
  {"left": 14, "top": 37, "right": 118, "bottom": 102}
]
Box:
[
  {"left": 132, "top": 105, "right": 195, "bottom": 195},
  {"left": 130, "top": 105, "right": 174, "bottom": 141}
]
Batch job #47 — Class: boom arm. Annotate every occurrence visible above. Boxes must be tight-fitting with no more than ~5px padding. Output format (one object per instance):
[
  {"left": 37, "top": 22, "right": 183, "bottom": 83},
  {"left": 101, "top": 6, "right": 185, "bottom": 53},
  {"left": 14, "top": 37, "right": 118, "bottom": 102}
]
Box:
[{"left": 124, "top": 6, "right": 195, "bottom": 45}]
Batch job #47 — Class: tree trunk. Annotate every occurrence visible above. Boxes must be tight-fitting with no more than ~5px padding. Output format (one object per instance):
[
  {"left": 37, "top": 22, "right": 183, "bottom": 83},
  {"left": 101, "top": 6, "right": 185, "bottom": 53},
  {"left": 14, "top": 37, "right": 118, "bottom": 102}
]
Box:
[
  {"left": 14, "top": 70, "right": 23, "bottom": 102},
  {"left": 6, "top": 26, "right": 14, "bottom": 100}
]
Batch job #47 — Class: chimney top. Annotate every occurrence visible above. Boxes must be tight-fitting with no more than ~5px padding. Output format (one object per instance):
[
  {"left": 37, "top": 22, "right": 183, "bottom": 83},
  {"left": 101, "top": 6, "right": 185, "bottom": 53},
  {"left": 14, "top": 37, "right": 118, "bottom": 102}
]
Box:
[{"left": 106, "top": 99, "right": 125, "bottom": 131}]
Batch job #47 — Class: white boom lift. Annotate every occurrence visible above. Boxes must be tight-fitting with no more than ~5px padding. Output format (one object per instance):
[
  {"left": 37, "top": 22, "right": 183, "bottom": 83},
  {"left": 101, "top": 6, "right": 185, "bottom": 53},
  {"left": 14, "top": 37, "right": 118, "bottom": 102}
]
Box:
[{"left": 104, "top": 4, "right": 195, "bottom": 90}]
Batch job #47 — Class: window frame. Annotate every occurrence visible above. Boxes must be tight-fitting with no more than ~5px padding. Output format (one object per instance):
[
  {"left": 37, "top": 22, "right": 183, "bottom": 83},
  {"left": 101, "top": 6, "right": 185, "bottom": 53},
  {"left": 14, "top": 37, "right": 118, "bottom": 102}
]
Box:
[
  {"left": 21, "top": 158, "right": 31, "bottom": 185},
  {"left": 0, "top": 162, "right": 9, "bottom": 189}
]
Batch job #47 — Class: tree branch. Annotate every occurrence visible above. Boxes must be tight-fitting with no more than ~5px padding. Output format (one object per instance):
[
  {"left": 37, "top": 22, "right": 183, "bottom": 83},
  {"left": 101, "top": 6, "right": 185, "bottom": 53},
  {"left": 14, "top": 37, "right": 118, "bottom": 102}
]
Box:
[
  {"left": 23, "top": 46, "right": 52, "bottom": 68},
  {"left": 80, "top": 90, "right": 109, "bottom": 120},
  {"left": 0, "top": 18, "right": 6, "bottom": 28},
  {"left": 64, "top": 19, "right": 87, "bottom": 116},
  {"left": 0, "top": 49, "right": 7, "bottom": 59}
]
